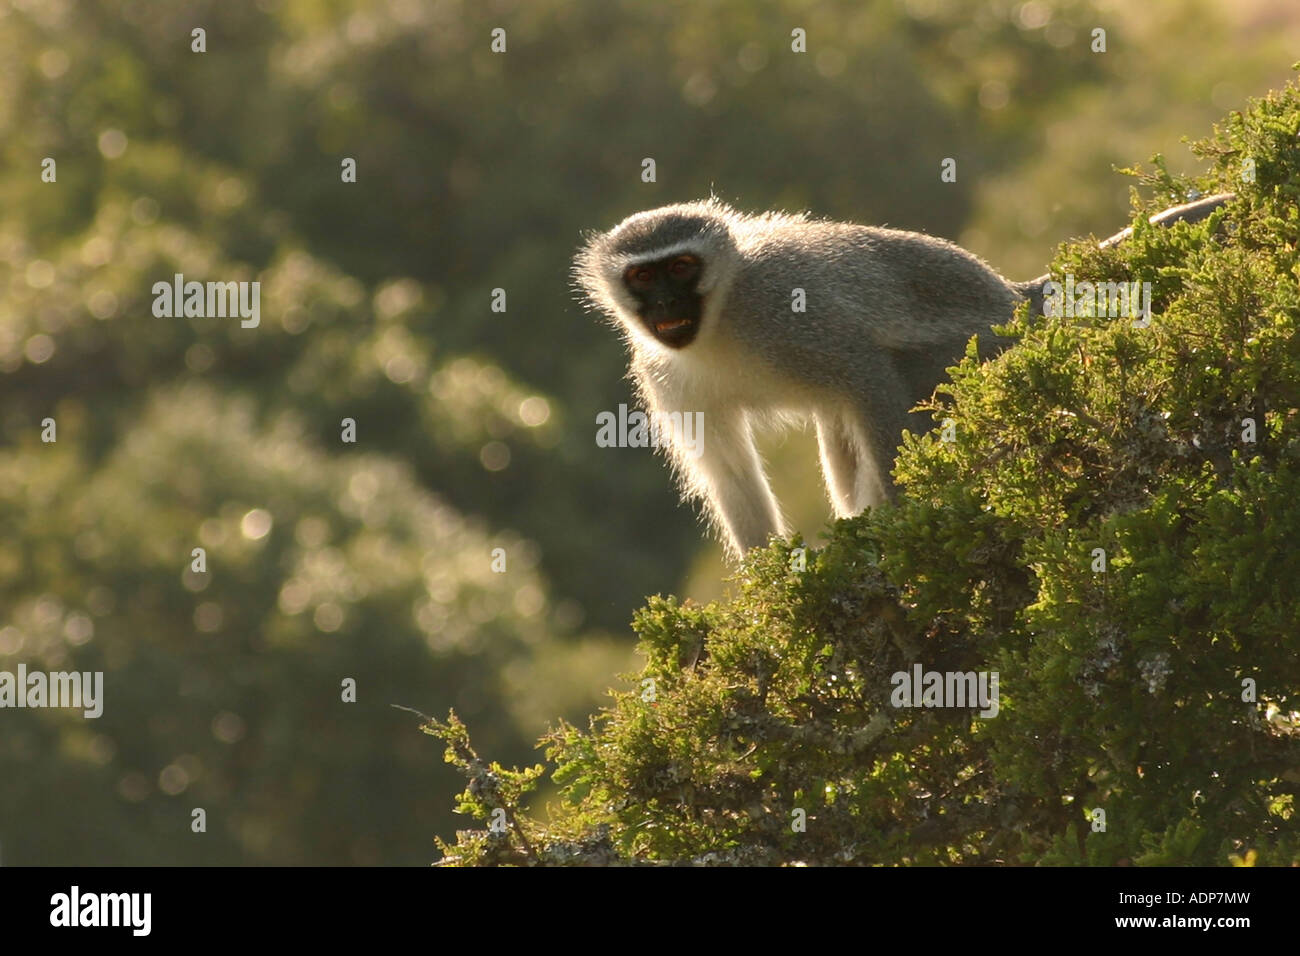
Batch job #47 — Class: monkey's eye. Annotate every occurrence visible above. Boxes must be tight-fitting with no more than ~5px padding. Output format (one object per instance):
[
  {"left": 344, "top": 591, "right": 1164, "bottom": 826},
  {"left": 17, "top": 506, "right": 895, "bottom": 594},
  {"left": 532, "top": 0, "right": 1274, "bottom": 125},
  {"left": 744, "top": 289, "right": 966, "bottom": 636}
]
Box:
[
  {"left": 625, "top": 266, "right": 656, "bottom": 288},
  {"left": 668, "top": 255, "right": 699, "bottom": 278}
]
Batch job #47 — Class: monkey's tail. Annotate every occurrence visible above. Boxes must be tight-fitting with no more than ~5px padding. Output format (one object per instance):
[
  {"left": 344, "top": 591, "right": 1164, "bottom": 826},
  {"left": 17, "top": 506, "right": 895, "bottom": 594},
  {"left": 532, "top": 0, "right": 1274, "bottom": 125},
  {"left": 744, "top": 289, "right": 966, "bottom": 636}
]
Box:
[
  {"left": 1015, "top": 192, "right": 1235, "bottom": 314},
  {"left": 1095, "top": 191, "right": 1236, "bottom": 250}
]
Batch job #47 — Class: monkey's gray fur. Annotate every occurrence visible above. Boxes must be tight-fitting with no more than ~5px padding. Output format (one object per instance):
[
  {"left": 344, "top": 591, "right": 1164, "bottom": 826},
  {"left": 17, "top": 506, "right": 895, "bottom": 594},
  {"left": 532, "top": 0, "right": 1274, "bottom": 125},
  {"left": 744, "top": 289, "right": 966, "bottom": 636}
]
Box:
[{"left": 574, "top": 193, "right": 1233, "bottom": 559}]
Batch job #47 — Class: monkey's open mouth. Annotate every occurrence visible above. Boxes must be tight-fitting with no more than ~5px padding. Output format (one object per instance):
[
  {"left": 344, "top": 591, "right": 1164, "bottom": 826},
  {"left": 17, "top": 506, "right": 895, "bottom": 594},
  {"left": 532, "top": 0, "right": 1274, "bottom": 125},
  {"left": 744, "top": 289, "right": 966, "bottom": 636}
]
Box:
[{"left": 649, "top": 317, "right": 700, "bottom": 348}]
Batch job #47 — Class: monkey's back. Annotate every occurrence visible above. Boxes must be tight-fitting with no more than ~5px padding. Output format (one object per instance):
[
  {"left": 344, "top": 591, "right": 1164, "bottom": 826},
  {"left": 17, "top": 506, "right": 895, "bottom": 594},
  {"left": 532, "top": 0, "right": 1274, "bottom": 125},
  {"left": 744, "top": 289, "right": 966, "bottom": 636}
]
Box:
[{"left": 725, "top": 217, "right": 1021, "bottom": 388}]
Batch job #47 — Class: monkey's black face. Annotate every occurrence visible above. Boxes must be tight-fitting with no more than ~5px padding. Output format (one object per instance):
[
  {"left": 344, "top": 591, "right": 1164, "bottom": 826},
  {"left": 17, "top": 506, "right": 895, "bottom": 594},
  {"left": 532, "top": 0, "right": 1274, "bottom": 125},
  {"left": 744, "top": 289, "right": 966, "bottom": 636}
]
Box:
[{"left": 622, "top": 254, "right": 703, "bottom": 348}]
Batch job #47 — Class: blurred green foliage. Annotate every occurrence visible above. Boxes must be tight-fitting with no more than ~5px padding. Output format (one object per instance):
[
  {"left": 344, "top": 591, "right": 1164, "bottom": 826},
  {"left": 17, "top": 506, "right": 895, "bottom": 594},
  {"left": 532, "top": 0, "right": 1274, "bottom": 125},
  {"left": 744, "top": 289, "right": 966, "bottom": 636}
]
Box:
[{"left": 0, "top": 0, "right": 1295, "bottom": 863}]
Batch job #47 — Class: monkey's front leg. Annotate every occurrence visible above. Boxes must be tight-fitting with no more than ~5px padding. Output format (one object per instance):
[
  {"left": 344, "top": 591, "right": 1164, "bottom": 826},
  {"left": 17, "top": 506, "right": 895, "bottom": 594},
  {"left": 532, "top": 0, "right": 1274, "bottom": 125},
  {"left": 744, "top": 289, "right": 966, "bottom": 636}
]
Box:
[
  {"left": 816, "top": 413, "right": 862, "bottom": 517},
  {"left": 676, "top": 407, "right": 786, "bottom": 558},
  {"left": 816, "top": 406, "right": 894, "bottom": 518}
]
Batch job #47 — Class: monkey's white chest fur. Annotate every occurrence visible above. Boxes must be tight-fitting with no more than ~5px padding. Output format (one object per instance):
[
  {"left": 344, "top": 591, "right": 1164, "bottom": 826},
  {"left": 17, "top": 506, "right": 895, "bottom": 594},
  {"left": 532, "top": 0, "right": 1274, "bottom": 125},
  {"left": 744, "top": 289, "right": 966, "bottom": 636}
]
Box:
[
  {"left": 632, "top": 326, "right": 876, "bottom": 557},
  {"left": 639, "top": 326, "right": 808, "bottom": 420}
]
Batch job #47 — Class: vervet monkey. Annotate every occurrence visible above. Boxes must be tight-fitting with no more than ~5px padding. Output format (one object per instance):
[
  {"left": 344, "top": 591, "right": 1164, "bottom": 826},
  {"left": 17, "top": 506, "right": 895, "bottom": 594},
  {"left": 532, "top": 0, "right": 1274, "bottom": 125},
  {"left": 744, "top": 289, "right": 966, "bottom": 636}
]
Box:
[{"left": 574, "top": 193, "right": 1233, "bottom": 558}]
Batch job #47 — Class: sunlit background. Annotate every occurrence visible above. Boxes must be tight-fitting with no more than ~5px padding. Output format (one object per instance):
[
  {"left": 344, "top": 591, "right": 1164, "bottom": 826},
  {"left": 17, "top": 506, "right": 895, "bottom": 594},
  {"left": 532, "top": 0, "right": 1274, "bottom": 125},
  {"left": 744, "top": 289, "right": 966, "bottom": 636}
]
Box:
[{"left": 0, "top": 0, "right": 1296, "bottom": 864}]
